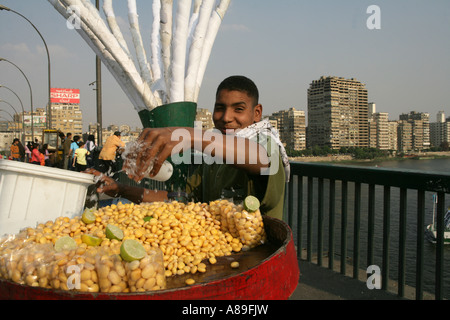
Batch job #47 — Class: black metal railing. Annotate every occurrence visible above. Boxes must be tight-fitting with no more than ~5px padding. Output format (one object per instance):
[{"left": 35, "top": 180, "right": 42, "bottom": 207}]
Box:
[{"left": 285, "top": 161, "right": 450, "bottom": 300}]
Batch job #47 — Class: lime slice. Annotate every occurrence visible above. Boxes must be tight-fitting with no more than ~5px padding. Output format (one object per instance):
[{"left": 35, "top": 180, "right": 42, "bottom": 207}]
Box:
[
  {"left": 81, "top": 208, "right": 96, "bottom": 224},
  {"left": 81, "top": 234, "right": 103, "bottom": 246},
  {"left": 120, "top": 239, "right": 146, "bottom": 262},
  {"left": 243, "top": 195, "right": 260, "bottom": 212},
  {"left": 54, "top": 236, "right": 77, "bottom": 252},
  {"left": 105, "top": 224, "right": 124, "bottom": 241}
]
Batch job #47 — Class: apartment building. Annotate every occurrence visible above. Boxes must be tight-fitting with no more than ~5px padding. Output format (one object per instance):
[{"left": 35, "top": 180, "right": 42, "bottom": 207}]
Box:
[
  {"left": 270, "top": 108, "right": 306, "bottom": 151},
  {"left": 51, "top": 103, "right": 83, "bottom": 136},
  {"left": 307, "top": 76, "right": 369, "bottom": 149},
  {"left": 368, "top": 103, "right": 398, "bottom": 151},
  {"left": 430, "top": 111, "right": 450, "bottom": 148},
  {"left": 398, "top": 111, "right": 430, "bottom": 151}
]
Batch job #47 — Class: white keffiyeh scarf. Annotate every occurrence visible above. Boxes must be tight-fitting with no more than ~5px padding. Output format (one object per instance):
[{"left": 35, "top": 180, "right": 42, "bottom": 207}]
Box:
[{"left": 234, "top": 119, "right": 290, "bottom": 182}]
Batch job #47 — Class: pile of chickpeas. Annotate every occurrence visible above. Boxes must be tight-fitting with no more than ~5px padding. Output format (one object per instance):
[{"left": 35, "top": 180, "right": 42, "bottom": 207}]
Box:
[{"left": 0, "top": 200, "right": 266, "bottom": 293}]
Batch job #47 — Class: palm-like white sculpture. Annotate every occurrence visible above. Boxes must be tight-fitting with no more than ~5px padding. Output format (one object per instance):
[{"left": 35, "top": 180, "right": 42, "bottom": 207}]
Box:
[{"left": 48, "top": 0, "right": 230, "bottom": 113}]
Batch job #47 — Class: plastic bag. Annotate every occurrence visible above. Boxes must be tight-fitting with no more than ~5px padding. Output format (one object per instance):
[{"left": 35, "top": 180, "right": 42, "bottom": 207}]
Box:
[
  {"left": 125, "top": 248, "right": 166, "bottom": 292},
  {"left": 96, "top": 251, "right": 128, "bottom": 293},
  {"left": 234, "top": 208, "right": 266, "bottom": 249}
]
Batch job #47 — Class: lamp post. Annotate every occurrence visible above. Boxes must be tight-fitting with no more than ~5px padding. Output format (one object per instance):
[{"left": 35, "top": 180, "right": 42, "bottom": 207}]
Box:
[
  {"left": 0, "top": 86, "right": 25, "bottom": 143},
  {"left": 0, "top": 4, "right": 52, "bottom": 130},
  {"left": 0, "top": 99, "right": 23, "bottom": 142},
  {"left": 95, "top": 0, "right": 103, "bottom": 147},
  {"left": 0, "top": 57, "right": 34, "bottom": 142}
]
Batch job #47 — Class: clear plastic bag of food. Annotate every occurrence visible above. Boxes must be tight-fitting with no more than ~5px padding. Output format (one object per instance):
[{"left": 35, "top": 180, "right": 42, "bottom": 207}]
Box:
[
  {"left": 125, "top": 248, "right": 166, "bottom": 292},
  {"left": 234, "top": 208, "right": 266, "bottom": 249},
  {"left": 95, "top": 249, "right": 128, "bottom": 293}
]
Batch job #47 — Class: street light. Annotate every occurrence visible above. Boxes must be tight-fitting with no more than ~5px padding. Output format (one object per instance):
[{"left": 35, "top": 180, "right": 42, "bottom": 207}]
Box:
[
  {"left": 0, "top": 57, "right": 34, "bottom": 142},
  {"left": 0, "top": 85, "right": 25, "bottom": 142},
  {"left": 0, "top": 4, "right": 52, "bottom": 130},
  {"left": 0, "top": 99, "right": 23, "bottom": 142}
]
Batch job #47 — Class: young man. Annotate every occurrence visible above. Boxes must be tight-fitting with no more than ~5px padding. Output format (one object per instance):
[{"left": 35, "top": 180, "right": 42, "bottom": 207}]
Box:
[
  {"left": 89, "top": 76, "right": 289, "bottom": 220},
  {"left": 98, "top": 131, "right": 125, "bottom": 174},
  {"left": 63, "top": 133, "right": 72, "bottom": 170}
]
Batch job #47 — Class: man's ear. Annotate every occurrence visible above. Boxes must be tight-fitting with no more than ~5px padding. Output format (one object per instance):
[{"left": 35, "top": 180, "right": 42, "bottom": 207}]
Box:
[{"left": 254, "top": 104, "right": 263, "bottom": 122}]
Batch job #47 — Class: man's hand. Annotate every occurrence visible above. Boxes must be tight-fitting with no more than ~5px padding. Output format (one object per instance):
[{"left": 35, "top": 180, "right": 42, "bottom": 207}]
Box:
[
  {"left": 123, "top": 127, "right": 190, "bottom": 182},
  {"left": 83, "top": 168, "right": 168, "bottom": 204},
  {"left": 84, "top": 168, "right": 120, "bottom": 197}
]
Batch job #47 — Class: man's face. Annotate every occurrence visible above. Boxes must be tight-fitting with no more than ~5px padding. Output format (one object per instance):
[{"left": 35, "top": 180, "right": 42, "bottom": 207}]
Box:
[{"left": 213, "top": 89, "right": 262, "bottom": 134}]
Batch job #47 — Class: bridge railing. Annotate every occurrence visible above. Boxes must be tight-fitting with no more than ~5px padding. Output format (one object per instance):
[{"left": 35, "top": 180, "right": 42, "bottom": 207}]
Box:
[{"left": 285, "top": 161, "right": 450, "bottom": 300}]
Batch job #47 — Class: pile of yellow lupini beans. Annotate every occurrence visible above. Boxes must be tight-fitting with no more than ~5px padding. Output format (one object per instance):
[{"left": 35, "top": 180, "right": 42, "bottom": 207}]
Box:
[{"left": 0, "top": 199, "right": 266, "bottom": 293}]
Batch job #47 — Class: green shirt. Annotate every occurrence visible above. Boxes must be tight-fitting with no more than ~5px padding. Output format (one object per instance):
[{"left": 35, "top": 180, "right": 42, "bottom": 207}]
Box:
[{"left": 186, "top": 154, "right": 286, "bottom": 220}]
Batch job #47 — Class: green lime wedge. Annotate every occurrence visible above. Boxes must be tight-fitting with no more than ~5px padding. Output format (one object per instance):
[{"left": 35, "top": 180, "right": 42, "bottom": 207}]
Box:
[
  {"left": 105, "top": 224, "right": 124, "bottom": 241},
  {"left": 81, "top": 234, "right": 103, "bottom": 246},
  {"left": 81, "top": 208, "right": 96, "bottom": 224},
  {"left": 243, "top": 195, "right": 260, "bottom": 213},
  {"left": 120, "top": 239, "right": 146, "bottom": 262},
  {"left": 54, "top": 236, "right": 77, "bottom": 252}
]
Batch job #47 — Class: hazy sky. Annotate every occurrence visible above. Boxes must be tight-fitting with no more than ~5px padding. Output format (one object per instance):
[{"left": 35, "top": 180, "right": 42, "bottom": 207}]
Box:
[{"left": 1, "top": 0, "right": 449, "bottom": 132}]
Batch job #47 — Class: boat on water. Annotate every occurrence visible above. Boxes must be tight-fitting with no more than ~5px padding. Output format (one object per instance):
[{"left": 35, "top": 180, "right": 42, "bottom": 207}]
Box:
[{"left": 425, "top": 195, "right": 450, "bottom": 244}]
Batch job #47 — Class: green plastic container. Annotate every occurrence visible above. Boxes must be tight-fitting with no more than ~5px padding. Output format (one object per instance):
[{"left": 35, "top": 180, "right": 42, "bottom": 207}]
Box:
[{"left": 138, "top": 102, "right": 197, "bottom": 199}]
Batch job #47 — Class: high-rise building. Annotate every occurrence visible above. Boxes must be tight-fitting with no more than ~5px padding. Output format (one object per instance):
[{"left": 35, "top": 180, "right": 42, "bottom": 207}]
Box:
[
  {"left": 51, "top": 104, "right": 83, "bottom": 136},
  {"left": 270, "top": 108, "right": 306, "bottom": 151},
  {"left": 398, "top": 111, "right": 430, "bottom": 151},
  {"left": 430, "top": 111, "right": 450, "bottom": 148},
  {"left": 307, "top": 76, "right": 369, "bottom": 149},
  {"left": 368, "top": 107, "right": 398, "bottom": 151},
  {"left": 50, "top": 88, "right": 83, "bottom": 136}
]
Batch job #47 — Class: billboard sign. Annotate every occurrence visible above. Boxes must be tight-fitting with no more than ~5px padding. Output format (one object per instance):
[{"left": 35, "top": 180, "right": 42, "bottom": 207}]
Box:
[
  {"left": 24, "top": 115, "right": 47, "bottom": 128},
  {"left": 51, "top": 88, "right": 80, "bottom": 104}
]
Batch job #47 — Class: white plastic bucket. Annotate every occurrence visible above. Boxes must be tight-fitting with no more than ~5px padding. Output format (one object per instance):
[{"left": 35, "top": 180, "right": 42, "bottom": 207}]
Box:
[{"left": 0, "top": 159, "right": 94, "bottom": 236}]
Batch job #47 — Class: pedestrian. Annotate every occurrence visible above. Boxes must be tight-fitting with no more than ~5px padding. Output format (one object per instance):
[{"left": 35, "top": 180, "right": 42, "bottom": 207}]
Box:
[
  {"left": 10, "top": 138, "right": 21, "bottom": 161},
  {"left": 85, "top": 134, "right": 97, "bottom": 168},
  {"left": 73, "top": 140, "right": 89, "bottom": 172},
  {"left": 30, "top": 142, "right": 44, "bottom": 166},
  {"left": 17, "top": 140, "right": 25, "bottom": 162},
  {"left": 98, "top": 131, "right": 125, "bottom": 175},
  {"left": 63, "top": 133, "right": 72, "bottom": 169},
  {"left": 40, "top": 144, "right": 51, "bottom": 166},
  {"left": 69, "top": 135, "right": 80, "bottom": 171},
  {"left": 25, "top": 142, "right": 32, "bottom": 163}
]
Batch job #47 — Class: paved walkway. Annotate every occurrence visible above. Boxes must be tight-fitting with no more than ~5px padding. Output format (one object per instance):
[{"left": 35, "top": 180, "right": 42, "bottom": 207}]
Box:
[{"left": 289, "top": 260, "right": 410, "bottom": 300}]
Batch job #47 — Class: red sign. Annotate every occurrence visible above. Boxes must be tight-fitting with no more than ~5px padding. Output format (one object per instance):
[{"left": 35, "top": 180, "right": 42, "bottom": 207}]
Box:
[{"left": 50, "top": 88, "right": 80, "bottom": 104}]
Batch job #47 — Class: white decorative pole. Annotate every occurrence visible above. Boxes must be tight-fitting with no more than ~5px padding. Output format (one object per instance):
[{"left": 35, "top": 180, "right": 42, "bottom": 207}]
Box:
[{"left": 47, "top": 0, "right": 231, "bottom": 109}]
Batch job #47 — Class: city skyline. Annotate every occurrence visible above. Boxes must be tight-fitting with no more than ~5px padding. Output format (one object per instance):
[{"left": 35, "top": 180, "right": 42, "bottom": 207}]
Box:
[{"left": 0, "top": 1, "right": 449, "bottom": 132}]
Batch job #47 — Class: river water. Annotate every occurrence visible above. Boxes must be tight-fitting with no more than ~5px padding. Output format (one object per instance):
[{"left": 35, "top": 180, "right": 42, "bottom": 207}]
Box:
[{"left": 293, "top": 157, "right": 450, "bottom": 298}]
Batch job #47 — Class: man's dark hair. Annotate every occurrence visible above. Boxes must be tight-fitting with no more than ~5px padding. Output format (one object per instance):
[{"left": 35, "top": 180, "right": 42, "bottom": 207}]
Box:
[{"left": 216, "top": 75, "right": 259, "bottom": 106}]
